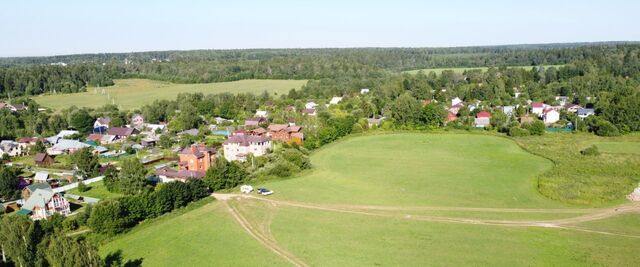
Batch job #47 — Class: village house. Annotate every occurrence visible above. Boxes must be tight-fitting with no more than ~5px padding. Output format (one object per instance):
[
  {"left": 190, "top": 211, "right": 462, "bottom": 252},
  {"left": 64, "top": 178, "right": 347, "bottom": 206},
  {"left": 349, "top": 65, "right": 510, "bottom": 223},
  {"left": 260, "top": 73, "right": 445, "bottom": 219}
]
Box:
[
  {"left": 47, "top": 139, "right": 90, "bottom": 155},
  {"left": 21, "top": 183, "right": 52, "bottom": 200},
  {"left": 131, "top": 114, "right": 145, "bottom": 129},
  {"left": 301, "top": 108, "right": 317, "bottom": 116},
  {"left": 223, "top": 135, "right": 272, "bottom": 162},
  {"left": 0, "top": 140, "right": 26, "bottom": 157},
  {"left": 250, "top": 127, "right": 268, "bottom": 136},
  {"left": 34, "top": 153, "right": 54, "bottom": 167},
  {"left": 214, "top": 117, "right": 233, "bottom": 125},
  {"left": 34, "top": 171, "right": 49, "bottom": 184},
  {"left": 17, "top": 137, "right": 41, "bottom": 147},
  {"left": 4, "top": 103, "right": 27, "bottom": 112},
  {"left": 107, "top": 127, "right": 139, "bottom": 141},
  {"left": 367, "top": 117, "right": 385, "bottom": 128},
  {"left": 360, "top": 88, "right": 370, "bottom": 94},
  {"left": 178, "top": 128, "right": 200, "bottom": 137},
  {"left": 19, "top": 188, "right": 70, "bottom": 220},
  {"left": 244, "top": 117, "right": 267, "bottom": 128},
  {"left": 93, "top": 117, "right": 111, "bottom": 133},
  {"left": 502, "top": 106, "right": 515, "bottom": 116},
  {"left": 555, "top": 96, "right": 569, "bottom": 106},
  {"left": 155, "top": 167, "right": 206, "bottom": 183},
  {"left": 542, "top": 108, "right": 560, "bottom": 124},
  {"left": 267, "top": 124, "right": 304, "bottom": 144},
  {"left": 56, "top": 130, "right": 80, "bottom": 139},
  {"left": 577, "top": 108, "right": 595, "bottom": 118},
  {"left": 531, "top": 102, "right": 545, "bottom": 116},
  {"left": 474, "top": 111, "right": 492, "bottom": 128},
  {"left": 178, "top": 144, "right": 216, "bottom": 172}
]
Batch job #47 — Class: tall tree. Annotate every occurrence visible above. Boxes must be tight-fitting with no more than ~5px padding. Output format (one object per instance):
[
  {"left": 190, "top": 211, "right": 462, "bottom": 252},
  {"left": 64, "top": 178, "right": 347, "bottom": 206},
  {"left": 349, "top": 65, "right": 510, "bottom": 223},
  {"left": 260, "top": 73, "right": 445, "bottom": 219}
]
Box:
[
  {"left": 0, "top": 216, "right": 40, "bottom": 267},
  {"left": 118, "top": 158, "right": 149, "bottom": 195},
  {"left": 71, "top": 147, "right": 100, "bottom": 179}
]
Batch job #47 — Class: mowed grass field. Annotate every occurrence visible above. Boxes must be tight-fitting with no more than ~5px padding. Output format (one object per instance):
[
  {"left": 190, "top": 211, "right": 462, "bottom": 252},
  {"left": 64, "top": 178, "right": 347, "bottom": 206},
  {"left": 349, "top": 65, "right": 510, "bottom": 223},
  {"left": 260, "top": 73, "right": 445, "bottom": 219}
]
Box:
[
  {"left": 35, "top": 78, "right": 307, "bottom": 110},
  {"left": 100, "top": 133, "right": 640, "bottom": 266},
  {"left": 403, "top": 64, "right": 564, "bottom": 75},
  {"left": 259, "top": 133, "right": 557, "bottom": 208}
]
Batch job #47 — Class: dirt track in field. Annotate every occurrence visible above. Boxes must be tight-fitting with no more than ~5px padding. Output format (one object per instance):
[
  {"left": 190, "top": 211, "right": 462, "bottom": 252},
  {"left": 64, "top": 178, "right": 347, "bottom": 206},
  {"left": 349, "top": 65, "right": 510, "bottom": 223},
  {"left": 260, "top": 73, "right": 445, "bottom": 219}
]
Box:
[{"left": 213, "top": 193, "right": 640, "bottom": 266}]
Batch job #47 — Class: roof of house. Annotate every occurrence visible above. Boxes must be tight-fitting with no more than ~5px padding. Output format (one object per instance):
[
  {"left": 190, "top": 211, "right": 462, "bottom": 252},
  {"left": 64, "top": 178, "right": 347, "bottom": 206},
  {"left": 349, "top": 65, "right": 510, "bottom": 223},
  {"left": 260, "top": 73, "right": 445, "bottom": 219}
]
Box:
[
  {"left": 255, "top": 110, "right": 268, "bottom": 117},
  {"left": 179, "top": 145, "right": 216, "bottom": 158},
  {"left": 531, "top": 102, "right": 544, "bottom": 108},
  {"left": 34, "top": 153, "right": 50, "bottom": 163},
  {"left": 251, "top": 127, "right": 267, "bottom": 134},
  {"left": 329, "top": 97, "right": 343, "bottom": 105},
  {"left": 22, "top": 188, "right": 56, "bottom": 211},
  {"left": 34, "top": 171, "right": 49, "bottom": 181},
  {"left": 17, "top": 137, "right": 39, "bottom": 143},
  {"left": 87, "top": 134, "right": 103, "bottom": 142},
  {"left": 543, "top": 108, "right": 558, "bottom": 114},
  {"left": 24, "top": 183, "right": 52, "bottom": 192},
  {"left": 57, "top": 130, "right": 79, "bottom": 138},
  {"left": 107, "top": 127, "right": 138, "bottom": 136},
  {"left": 96, "top": 117, "right": 111, "bottom": 125},
  {"left": 224, "top": 135, "right": 271, "bottom": 146},
  {"left": 51, "top": 139, "right": 90, "bottom": 151},
  {"left": 267, "top": 124, "right": 288, "bottom": 132},
  {"left": 302, "top": 108, "right": 316, "bottom": 114},
  {"left": 476, "top": 111, "right": 492, "bottom": 118},
  {"left": 578, "top": 108, "right": 595, "bottom": 115}
]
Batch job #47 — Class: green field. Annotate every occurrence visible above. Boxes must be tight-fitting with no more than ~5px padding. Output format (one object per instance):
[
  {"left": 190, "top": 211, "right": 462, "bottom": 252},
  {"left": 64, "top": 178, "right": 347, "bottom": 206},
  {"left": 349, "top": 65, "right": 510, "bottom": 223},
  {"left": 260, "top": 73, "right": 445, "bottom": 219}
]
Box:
[
  {"left": 101, "top": 133, "right": 640, "bottom": 266},
  {"left": 593, "top": 141, "right": 640, "bottom": 155},
  {"left": 403, "top": 65, "right": 564, "bottom": 75},
  {"left": 67, "top": 181, "right": 123, "bottom": 200},
  {"left": 35, "top": 78, "right": 307, "bottom": 110}
]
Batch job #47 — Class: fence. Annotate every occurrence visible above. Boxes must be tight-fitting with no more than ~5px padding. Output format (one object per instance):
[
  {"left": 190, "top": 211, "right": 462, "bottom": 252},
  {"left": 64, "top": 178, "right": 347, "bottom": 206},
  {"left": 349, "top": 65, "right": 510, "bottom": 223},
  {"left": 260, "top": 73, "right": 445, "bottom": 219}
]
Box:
[{"left": 53, "top": 176, "right": 105, "bottom": 193}]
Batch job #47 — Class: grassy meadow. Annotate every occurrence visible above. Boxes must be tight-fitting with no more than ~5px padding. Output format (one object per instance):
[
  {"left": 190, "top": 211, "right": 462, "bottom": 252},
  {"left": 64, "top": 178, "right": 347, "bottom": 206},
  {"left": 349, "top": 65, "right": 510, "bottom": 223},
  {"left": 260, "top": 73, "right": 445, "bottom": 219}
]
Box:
[
  {"left": 593, "top": 141, "right": 640, "bottom": 155},
  {"left": 403, "top": 64, "right": 564, "bottom": 75},
  {"left": 258, "top": 133, "right": 557, "bottom": 208},
  {"left": 67, "top": 181, "right": 123, "bottom": 200},
  {"left": 100, "top": 133, "right": 640, "bottom": 266},
  {"left": 35, "top": 78, "right": 307, "bottom": 110}
]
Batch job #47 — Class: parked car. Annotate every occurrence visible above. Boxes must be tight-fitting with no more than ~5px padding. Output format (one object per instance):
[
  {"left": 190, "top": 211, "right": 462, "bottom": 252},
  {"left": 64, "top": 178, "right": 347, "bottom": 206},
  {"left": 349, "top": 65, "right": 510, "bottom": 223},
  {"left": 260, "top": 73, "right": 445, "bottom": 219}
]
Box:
[
  {"left": 257, "top": 188, "right": 273, "bottom": 196},
  {"left": 240, "top": 185, "right": 253, "bottom": 194}
]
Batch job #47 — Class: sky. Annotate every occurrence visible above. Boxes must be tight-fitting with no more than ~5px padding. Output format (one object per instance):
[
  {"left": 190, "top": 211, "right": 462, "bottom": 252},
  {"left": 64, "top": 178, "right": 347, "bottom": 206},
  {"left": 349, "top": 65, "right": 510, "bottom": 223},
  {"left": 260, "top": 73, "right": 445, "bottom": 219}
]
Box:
[{"left": 1, "top": 0, "right": 639, "bottom": 57}]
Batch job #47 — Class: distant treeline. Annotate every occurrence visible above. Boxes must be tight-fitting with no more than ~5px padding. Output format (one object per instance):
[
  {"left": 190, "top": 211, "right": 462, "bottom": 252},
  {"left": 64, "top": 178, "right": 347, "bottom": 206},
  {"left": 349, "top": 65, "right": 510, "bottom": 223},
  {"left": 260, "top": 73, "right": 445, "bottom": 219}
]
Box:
[{"left": 1, "top": 42, "right": 639, "bottom": 98}]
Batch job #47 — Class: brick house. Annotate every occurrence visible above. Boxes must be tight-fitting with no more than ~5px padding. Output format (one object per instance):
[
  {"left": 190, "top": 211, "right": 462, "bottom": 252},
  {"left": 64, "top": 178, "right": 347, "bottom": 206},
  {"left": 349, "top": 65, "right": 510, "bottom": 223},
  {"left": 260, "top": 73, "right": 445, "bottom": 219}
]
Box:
[
  {"left": 178, "top": 144, "right": 216, "bottom": 172},
  {"left": 267, "top": 124, "right": 304, "bottom": 144}
]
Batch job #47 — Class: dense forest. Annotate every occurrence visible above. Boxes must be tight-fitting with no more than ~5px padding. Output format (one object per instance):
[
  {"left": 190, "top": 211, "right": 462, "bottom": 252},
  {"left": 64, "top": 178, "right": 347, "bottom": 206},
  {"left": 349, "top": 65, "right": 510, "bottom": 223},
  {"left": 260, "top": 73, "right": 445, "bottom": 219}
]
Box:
[{"left": 1, "top": 42, "right": 639, "bottom": 97}]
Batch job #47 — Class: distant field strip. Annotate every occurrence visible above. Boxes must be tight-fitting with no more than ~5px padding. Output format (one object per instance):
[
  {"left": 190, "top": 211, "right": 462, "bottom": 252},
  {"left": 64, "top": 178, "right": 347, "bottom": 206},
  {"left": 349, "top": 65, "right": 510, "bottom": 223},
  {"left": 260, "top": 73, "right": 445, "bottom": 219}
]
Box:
[
  {"left": 36, "top": 78, "right": 307, "bottom": 110},
  {"left": 403, "top": 64, "right": 565, "bottom": 75},
  {"left": 594, "top": 141, "right": 640, "bottom": 155}
]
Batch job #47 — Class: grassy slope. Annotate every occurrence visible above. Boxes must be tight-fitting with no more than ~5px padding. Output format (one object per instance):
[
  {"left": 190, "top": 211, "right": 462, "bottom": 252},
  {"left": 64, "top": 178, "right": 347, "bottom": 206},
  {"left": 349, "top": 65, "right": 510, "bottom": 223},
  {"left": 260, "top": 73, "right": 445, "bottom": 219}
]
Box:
[
  {"left": 402, "top": 65, "right": 564, "bottom": 75},
  {"left": 515, "top": 133, "right": 640, "bottom": 205},
  {"left": 594, "top": 141, "right": 640, "bottom": 155},
  {"left": 67, "top": 181, "right": 123, "bottom": 200},
  {"left": 100, "top": 201, "right": 287, "bottom": 266},
  {"left": 259, "top": 133, "right": 558, "bottom": 208},
  {"left": 269, "top": 205, "right": 640, "bottom": 267},
  {"left": 35, "top": 78, "right": 307, "bottom": 110}
]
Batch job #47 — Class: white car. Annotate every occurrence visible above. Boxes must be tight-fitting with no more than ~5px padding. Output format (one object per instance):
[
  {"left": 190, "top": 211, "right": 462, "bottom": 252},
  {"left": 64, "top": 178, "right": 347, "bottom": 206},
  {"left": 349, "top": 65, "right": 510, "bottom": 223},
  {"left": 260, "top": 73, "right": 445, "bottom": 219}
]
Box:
[{"left": 240, "top": 185, "right": 253, "bottom": 194}]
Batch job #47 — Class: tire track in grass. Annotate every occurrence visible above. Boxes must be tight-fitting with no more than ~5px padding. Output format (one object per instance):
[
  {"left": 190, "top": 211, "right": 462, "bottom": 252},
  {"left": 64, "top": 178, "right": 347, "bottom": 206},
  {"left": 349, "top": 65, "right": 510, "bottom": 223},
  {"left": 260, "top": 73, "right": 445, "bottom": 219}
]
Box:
[
  {"left": 221, "top": 200, "right": 309, "bottom": 267},
  {"left": 214, "top": 194, "right": 640, "bottom": 239}
]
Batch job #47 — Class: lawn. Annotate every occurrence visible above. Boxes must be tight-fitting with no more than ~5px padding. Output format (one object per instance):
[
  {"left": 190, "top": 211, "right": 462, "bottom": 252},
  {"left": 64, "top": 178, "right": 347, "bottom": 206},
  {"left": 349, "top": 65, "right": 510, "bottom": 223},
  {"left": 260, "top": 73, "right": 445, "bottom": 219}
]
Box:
[
  {"left": 67, "top": 181, "right": 123, "bottom": 200},
  {"left": 100, "top": 200, "right": 288, "bottom": 266},
  {"left": 258, "top": 133, "right": 558, "bottom": 208},
  {"left": 35, "top": 78, "right": 307, "bottom": 110},
  {"left": 100, "top": 133, "right": 640, "bottom": 266},
  {"left": 403, "top": 64, "right": 564, "bottom": 75}
]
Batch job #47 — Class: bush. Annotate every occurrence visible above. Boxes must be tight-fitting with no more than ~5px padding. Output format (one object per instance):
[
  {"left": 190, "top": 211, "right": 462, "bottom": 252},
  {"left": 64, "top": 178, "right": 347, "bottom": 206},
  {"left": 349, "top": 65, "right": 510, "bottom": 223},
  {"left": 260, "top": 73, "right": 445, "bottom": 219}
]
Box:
[
  {"left": 508, "top": 126, "right": 530, "bottom": 137},
  {"left": 581, "top": 145, "right": 600, "bottom": 156},
  {"left": 76, "top": 181, "right": 88, "bottom": 192},
  {"left": 525, "top": 121, "right": 545, "bottom": 136},
  {"left": 595, "top": 121, "right": 621, "bottom": 137}
]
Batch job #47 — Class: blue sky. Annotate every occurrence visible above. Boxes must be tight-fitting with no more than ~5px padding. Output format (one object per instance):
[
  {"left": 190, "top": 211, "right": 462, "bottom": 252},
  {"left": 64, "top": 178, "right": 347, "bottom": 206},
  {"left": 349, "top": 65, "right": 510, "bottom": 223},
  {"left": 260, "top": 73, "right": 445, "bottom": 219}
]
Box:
[{"left": 1, "top": 0, "right": 638, "bottom": 57}]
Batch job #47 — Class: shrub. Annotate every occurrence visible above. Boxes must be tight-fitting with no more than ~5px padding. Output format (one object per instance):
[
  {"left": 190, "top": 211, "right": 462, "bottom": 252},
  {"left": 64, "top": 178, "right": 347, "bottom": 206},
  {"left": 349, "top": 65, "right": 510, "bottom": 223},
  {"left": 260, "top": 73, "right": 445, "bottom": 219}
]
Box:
[
  {"left": 581, "top": 145, "right": 600, "bottom": 156},
  {"left": 508, "top": 126, "right": 530, "bottom": 137},
  {"left": 595, "top": 121, "right": 621, "bottom": 137},
  {"left": 76, "top": 181, "right": 88, "bottom": 192},
  {"left": 525, "top": 121, "right": 545, "bottom": 136}
]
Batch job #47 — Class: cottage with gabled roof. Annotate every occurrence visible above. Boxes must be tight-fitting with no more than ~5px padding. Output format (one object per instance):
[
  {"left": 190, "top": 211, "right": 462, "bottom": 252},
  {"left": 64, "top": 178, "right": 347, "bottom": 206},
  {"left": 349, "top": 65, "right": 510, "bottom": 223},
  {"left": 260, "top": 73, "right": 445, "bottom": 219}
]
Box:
[
  {"left": 267, "top": 124, "right": 304, "bottom": 144},
  {"left": 531, "top": 102, "right": 545, "bottom": 116},
  {"left": 19, "top": 188, "right": 70, "bottom": 220},
  {"left": 93, "top": 117, "right": 111, "bottom": 133},
  {"left": 21, "top": 183, "right": 52, "bottom": 200},
  {"left": 131, "top": 114, "right": 145, "bottom": 128},
  {"left": 577, "top": 108, "right": 595, "bottom": 118},
  {"left": 34, "top": 153, "right": 54, "bottom": 167},
  {"left": 474, "top": 111, "right": 492, "bottom": 128},
  {"left": 244, "top": 117, "right": 267, "bottom": 128},
  {"left": 543, "top": 108, "right": 560, "bottom": 124}
]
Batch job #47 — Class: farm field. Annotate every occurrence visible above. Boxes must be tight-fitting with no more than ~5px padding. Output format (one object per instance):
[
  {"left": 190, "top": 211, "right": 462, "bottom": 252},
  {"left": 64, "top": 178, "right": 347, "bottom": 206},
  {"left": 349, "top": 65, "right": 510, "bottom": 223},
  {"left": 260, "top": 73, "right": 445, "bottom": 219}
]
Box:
[
  {"left": 101, "top": 133, "right": 640, "bottom": 266},
  {"left": 403, "top": 64, "right": 564, "bottom": 75},
  {"left": 35, "top": 78, "right": 307, "bottom": 110}
]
